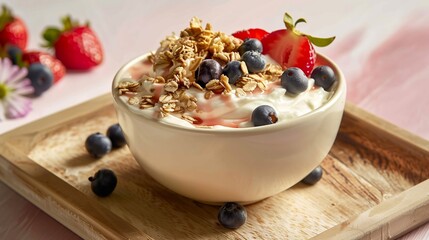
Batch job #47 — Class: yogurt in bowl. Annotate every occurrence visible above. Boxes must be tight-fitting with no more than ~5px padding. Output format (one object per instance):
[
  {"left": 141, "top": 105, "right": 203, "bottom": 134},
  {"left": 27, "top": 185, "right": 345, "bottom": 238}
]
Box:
[{"left": 112, "top": 16, "right": 346, "bottom": 204}]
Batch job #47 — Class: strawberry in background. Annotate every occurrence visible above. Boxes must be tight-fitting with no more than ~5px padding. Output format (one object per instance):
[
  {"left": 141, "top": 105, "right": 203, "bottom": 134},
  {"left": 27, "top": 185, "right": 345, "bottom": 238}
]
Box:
[
  {"left": 22, "top": 51, "right": 66, "bottom": 84},
  {"left": 42, "top": 16, "right": 103, "bottom": 70},
  {"left": 0, "top": 5, "right": 28, "bottom": 50},
  {"left": 6, "top": 45, "right": 66, "bottom": 96}
]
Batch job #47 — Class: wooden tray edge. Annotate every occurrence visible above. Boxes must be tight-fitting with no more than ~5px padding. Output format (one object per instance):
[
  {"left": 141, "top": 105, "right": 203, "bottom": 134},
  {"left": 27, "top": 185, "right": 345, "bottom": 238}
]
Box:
[
  {"left": 311, "top": 178, "right": 429, "bottom": 240},
  {"left": 343, "top": 102, "right": 429, "bottom": 152},
  {"left": 0, "top": 93, "right": 113, "bottom": 142}
]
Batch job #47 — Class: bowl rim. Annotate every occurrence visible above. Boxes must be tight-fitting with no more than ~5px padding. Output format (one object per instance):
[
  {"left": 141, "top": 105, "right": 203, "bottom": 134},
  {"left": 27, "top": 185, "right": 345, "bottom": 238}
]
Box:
[{"left": 112, "top": 52, "right": 346, "bottom": 135}]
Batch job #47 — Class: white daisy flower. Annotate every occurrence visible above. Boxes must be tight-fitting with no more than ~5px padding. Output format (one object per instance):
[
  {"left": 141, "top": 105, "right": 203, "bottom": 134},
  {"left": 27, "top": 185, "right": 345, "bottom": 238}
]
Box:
[{"left": 0, "top": 57, "right": 34, "bottom": 120}]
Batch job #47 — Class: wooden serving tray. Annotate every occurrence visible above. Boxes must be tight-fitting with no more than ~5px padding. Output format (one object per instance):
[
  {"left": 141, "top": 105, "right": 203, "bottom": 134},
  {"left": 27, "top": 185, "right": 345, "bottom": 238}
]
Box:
[{"left": 1, "top": 93, "right": 428, "bottom": 240}]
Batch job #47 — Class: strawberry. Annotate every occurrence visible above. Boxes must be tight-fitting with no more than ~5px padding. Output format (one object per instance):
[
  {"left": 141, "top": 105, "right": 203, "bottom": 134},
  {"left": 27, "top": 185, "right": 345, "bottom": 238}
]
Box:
[
  {"left": 261, "top": 13, "right": 335, "bottom": 76},
  {"left": 232, "top": 28, "right": 268, "bottom": 41},
  {"left": 22, "top": 51, "right": 66, "bottom": 83},
  {"left": 42, "top": 16, "right": 103, "bottom": 70},
  {"left": 0, "top": 5, "right": 28, "bottom": 50}
]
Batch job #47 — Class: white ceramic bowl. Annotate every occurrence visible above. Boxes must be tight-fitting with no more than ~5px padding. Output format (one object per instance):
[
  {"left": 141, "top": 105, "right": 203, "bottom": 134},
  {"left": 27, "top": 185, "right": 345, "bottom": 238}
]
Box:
[{"left": 112, "top": 53, "right": 346, "bottom": 204}]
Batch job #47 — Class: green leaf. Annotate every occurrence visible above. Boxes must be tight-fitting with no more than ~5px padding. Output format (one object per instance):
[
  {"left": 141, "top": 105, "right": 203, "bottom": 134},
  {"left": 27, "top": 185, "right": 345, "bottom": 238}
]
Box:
[
  {"left": 0, "top": 5, "right": 13, "bottom": 30},
  {"left": 283, "top": 12, "right": 336, "bottom": 48},
  {"left": 43, "top": 28, "right": 61, "bottom": 42},
  {"left": 283, "top": 12, "right": 294, "bottom": 30},
  {"left": 42, "top": 27, "right": 61, "bottom": 48},
  {"left": 306, "top": 35, "right": 336, "bottom": 47},
  {"left": 294, "top": 18, "right": 307, "bottom": 27},
  {"left": 14, "top": 52, "right": 26, "bottom": 68},
  {"left": 61, "top": 15, "right": 73, "bottom": 31}
]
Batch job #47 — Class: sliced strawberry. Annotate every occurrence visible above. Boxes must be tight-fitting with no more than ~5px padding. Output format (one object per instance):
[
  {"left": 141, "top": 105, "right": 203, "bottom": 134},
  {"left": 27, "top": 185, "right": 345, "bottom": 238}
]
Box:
[
  {"left": 22, "top": 51, "right": 66, "bottom": 83},
  {"left": 261, "top": 13, "right": 335, "bottom": 76},
  {"left": 232, "top": 28, "right": 268, "bottom": 41},
  {"left": 0, "top": 5, "right": 28, "bottom": 50},
  {"left": 262, "top": 29, "right": 316, "bottom": 76}
]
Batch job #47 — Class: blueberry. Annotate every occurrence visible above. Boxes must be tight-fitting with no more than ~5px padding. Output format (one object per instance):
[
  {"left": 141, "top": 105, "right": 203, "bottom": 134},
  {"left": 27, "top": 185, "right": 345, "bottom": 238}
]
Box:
[
  {"left": 311, "top": 66, "right": 336, "bottom": 91},
  {"left": 106, "top": 123, "right": 126, "bottom": 148},
  {"left": 195, "top": 59, "right": 222, "bottom": 88},
  {"left": 238, "top": 38, "right": 263, "bottom": 56},
  {"left": 242, "top": 51, "right": 266, "bottom": 73},
  {"left": 222, "top": 60, "right": 243, "bottom": 84},
  {"left": 281, "top": 67, "right": 308, "bottom": 94},
  {"left": 27, "top": 63, "right": 53, "bottom": 96},
  {"left": 6, "top": 45, "right": 22, "bottom": 65},
  {"left": 218, "top": 202, "right": 247, "bottom": 229},
  {"left": 85, "top": 132, "right": 112, "bottom": 158},
  {"left": 88, "top": 169, "right": 117, "bottom": 197},
  {"left": 251, "top": 105, "right": 278, "bottom": 127},
  {"left": 301, "top": 166, "right": 323, "bottom": 185}
]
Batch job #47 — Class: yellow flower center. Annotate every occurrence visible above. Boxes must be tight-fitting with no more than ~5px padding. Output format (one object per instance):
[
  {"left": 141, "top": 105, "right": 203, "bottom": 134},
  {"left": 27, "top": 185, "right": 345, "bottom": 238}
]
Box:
[{"left": 0, "top": 83, "right": 10, "bottom": 99}]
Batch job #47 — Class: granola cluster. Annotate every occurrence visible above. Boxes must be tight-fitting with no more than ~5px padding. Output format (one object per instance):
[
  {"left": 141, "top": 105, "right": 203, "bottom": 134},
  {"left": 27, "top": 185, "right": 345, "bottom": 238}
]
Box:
[{"left": 117, "top": 17, "right": 283, "bottom": 122}]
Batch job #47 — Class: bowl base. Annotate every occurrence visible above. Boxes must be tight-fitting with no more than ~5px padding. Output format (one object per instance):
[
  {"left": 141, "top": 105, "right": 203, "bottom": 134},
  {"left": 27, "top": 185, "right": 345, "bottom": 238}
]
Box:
[{"left": 196, "top": 198, "right": 267, "bottom": 206}]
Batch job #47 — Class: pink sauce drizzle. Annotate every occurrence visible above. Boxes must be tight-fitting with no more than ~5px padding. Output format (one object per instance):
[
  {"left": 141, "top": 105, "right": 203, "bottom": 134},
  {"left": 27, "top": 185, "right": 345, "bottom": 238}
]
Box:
[
  {"left": 193, "top": 93, "right": 251, "bottom": 128},
  {"left": 193, "top": 116, "right": 250, "bottom": 128},
  {"left": 152, "top": 83, "right": 164, "bottom": 100},
  {"left": 129, "top": 59, "right": 152, "bottom": 80}
]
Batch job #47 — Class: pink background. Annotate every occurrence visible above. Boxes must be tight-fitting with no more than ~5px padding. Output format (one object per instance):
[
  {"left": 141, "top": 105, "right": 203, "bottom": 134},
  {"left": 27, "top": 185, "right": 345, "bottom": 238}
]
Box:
[{"left": 1, "top": 0, "right": 429, "bottom": 239}]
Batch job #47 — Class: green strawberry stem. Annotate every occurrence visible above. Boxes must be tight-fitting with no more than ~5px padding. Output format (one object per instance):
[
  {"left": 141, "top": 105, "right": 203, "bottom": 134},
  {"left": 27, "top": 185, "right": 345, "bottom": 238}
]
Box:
[
  {"left": 0, "top": 5, "right": 14, "bottom": 31},
  {"left": 12, "top": 50, "right": 26, "bottom": 68},
  {"left": 283, "top": 12, "right": 335, "bottom": 47},
  {"left": 0, "top": 45, "right": 25, "bottom": 67},
  {"left": 0, "top": 46, "right": 6, "bottom": 58},
  {"left": 42, "top": 15, "right": 89, "bottom": 48},
  {"left": 42, "top": 28, "right": 61, "bottom": 48}
]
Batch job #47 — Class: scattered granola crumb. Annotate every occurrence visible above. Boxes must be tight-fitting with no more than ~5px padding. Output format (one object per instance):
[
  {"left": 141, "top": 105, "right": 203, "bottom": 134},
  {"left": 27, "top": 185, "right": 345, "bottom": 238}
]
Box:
[
  {"left": 128, "top": 96, "right": 140, "bottom": 105},
  {"left": 219, "top": 75, "right": 232, "bottom": 93},
  {"left": 164, "top": 81, "right": 179, "bottom": 92},
  {"left": 159, "top": 94, "right": 173, "bottom": 103},
  {"left": 181, "top": 114, "right": 197, "bottom": 124},
  {"left": 235, "top": 88, "right": 246, "bottom": 97},
  {"left": 240, "top": 61, "right": 249, "bottom": 75},
  {"left": 204, "top": 90, "right": 214, "bottom": 99},
  {"left": 243, "top": 81, "right": 258, "bottom": 92}
]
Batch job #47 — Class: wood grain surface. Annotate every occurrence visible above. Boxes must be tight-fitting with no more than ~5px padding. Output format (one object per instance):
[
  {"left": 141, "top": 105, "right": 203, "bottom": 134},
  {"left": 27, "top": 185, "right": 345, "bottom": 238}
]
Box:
[{"left": 0, "top": 94, "right": 428, "bottom": 239}]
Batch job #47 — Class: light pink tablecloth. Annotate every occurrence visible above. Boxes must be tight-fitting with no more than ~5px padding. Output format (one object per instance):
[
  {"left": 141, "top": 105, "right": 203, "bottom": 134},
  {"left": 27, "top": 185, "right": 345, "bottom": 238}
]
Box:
[{"left": 1, "top": 0, "right": 428, "bottom": 239}]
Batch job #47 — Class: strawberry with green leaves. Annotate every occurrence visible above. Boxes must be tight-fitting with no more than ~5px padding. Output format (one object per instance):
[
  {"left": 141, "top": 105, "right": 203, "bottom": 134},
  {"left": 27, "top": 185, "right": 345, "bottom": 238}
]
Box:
[
  {"left": 42, "top": 16, "right": 103, "bottom": 70},
  {"left": 261, "top": 13, "right": 335, "bottom": 76},
  {"left": 0, "top": 5, "right": 28, "bottom": 50}
]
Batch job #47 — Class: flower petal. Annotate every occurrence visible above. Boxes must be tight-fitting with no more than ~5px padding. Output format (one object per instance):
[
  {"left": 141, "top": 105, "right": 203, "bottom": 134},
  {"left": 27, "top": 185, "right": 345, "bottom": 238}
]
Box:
[
  {"left": 0, "top": 58, "right": 14, "bottom": 83},
  {"left": 4, "top": 94, "right": 32, "bottom": 119},
  {"left": 10, "top": 79, "right": 34, "bottom": 95},
  {"left": 0, "top": 59, "right": 6, "bottom": 84},
  {"left": 6, "top": 64, "right": 26, "bottom": 85},
  {"left": 0, "top": 59, "right": 34, "bottom": 120}
]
